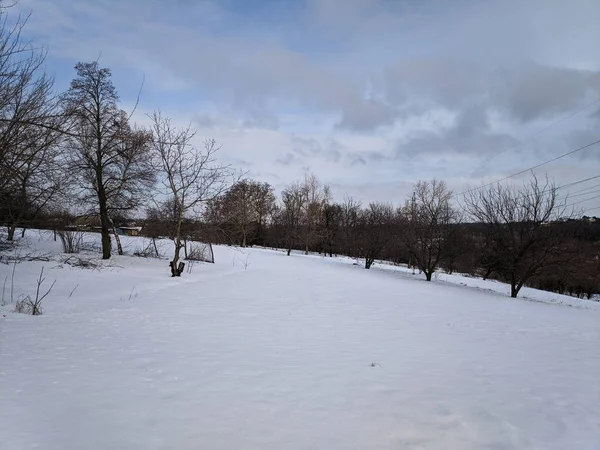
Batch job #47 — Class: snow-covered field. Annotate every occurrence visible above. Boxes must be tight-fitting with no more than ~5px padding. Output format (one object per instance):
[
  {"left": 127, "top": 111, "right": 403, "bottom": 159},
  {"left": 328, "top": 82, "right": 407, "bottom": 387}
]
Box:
[{"left": 1, "top": 230, "right": 599, "bottom": 449}]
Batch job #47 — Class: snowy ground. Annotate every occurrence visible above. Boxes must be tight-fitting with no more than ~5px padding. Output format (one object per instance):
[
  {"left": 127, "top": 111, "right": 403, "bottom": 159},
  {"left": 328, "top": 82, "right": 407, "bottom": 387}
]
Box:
[{"left": 1, "top": 230, "right": 599, "bottom": 449}]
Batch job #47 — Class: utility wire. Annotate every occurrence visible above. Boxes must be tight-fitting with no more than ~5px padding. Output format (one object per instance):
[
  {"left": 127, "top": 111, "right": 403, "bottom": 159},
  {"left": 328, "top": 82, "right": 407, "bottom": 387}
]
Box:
[
  {"left": 565, "top": 193, "right": 600, "bottom": 207},
  {"left": 558, "top": 187, "right": 600, "bottom": 202},
  {"left": 479, "top": 97, "right": 600, "bottom": 165},
  {"left": 583, "top": 206, "right": 600, "bottom": 214},
  {"left": 556, "top": 175, "right": 600, "bottom": 192},
  {"left": 454, "top": 138, "right": 600, "bottom": 198},
  {"left": 559, "top": 182, "right": 600, "bottom": 196}
]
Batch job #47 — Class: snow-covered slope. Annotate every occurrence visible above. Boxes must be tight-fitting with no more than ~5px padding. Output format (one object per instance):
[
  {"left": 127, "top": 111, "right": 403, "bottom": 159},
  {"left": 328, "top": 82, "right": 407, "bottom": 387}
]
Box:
[{"left": 1, "top": 231, "right": 598, "bottom": 449}]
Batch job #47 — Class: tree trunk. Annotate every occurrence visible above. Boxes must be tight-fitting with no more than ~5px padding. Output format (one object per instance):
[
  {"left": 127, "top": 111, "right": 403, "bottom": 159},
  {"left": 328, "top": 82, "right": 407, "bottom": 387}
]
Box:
[
  {"left": 97, "top": 185, "right": 111, "bottom": 259},
  {"left": 21, "top": 227, "right": 26, "bottom": 238},
  {"left": 171, "top": 206, "right": 185, "bottom": 276},
  {"left": 425, "top": 271, "right": 433, "bottom": 281},
  {"left": 111, "top": 222, "right": 123, "bottom": 256},
  {"left": 242, "top": 233, "right": 247, "bottom": 248},
  {"left": 152, "top": 237, "right": 159, "bottom": 257},
  {"left": 7, "top": 225, "right": 16, "bottom": 241},
  {"left": 170, "top": 239, "right": 184, "bottom": 276},
  {"left": 365, "top": 257, "right": 374, "bottom": 269},
  {"left": 483, "top": 266, "right": 493, "bottom": 281},
  {"left": 511, "top": 279, "right": 526, "bottom": 298},
  {"left": 100, "top": 224, "right": 112, "bottom": 259}
]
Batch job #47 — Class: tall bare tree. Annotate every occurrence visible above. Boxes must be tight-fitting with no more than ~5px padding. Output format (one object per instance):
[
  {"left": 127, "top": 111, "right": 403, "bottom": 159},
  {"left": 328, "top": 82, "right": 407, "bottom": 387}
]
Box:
[
  {"left": 357, "top": 202, "right": 395, "bottom": 269},
  {"left": 2, "top": 118, "right": 66, "bottom": 240},
  {"left": 208, "top": 179, "right": 276, "bottom": 247},
  {"left": 0, "top": 6, "right": 67, "bottom": 239},
  {"left": 149, "top": 110, "right": 232, "bottom": 276},
  {"left": 464, "top": 175, "right": 570, "bottom": 298},
  {"left": 63, "top": 62, "right": 154, "bottom": 259},
  {"left": 321, "top": 202, "right": 342, "bottom": 257},
  {"left": 340, "top": 195, "right": 361, "bottom": 257},
  {"left": 253, "top": 181, "right": 276, "bottom": 246},
  {"left": 281, "top": 181, "right": 305, "bottom": 256},
  {"left": 299, "top": 174, "right": 329, "bottom": 255},
  {"left": 401, "top": 179, "right": 458, "bottom": 281}
]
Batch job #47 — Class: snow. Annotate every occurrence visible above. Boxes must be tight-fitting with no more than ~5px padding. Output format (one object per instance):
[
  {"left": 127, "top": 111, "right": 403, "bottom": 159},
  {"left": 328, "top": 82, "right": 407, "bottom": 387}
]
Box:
[{"left": 1, "top": 230, "right": 599, "bottom": 449}]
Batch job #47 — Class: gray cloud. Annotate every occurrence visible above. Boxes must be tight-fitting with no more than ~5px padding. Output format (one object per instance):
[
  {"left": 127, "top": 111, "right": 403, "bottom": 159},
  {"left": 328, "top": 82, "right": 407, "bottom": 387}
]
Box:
[
  {"left": 336, "top": 99, "right": 396, "bottom": 131},
  {"left": 13, "top": 0, "right": 600, "bottom": 211},
  {"left": 291, "top": 136, "right": 342, "bottom": 162},
  {"left": 494, "top": 64, "right": 600, "bottom": 122},
  {"left": 276, "top": 153, "right": 298, "bottom": 166}
]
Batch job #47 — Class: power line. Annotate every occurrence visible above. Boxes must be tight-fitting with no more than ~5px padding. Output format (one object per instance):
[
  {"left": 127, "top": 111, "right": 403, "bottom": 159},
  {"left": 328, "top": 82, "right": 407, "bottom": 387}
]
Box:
[
  {"left": 556, "top": 175, "right": 600, "bottom": 191},
  {"left": 479, "top": 97, "right": 600, "bottom": 165},
  {"left": 565, "top": 193, "right": 600, "bottom": 207},
  {"left": 454, "top": 138, "right": 600, "bottom": 198},
  {"left": 583, "top": 206, "right": 600, "bottom": 214},
  {"left": 560, "top": 181, "right": 600, "bottom": 196},
  {"left": 558, "top": 188, "right": 600, "bottom": 202}
]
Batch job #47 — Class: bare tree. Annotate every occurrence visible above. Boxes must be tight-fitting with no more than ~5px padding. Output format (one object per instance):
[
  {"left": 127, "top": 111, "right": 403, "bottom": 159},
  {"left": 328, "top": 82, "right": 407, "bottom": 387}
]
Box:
[
  {"left": 281, "top": 181, "right": 305, "bottom": 256},
  {"left": 208, "top": 179, "right": 274, "bottom": 247},
  {"left": 149, "top": 110, "right": 232, "bottom": 276},
  {"left": 0, "top": 6, "right": 68, "bottom": 239},
  {"left": 401, "top": 179, "right": 458, "bottom": 281},
  {"left": 321, "top": 202, "right": 342, "bottom": 257},
  {"left": 340, "top": 195, "right": 361, "bottom": 258},
  {"left": 63, "top": 62, "right": 154, "bottom": 259},
  {"left": 253, "top": 181, "right": 276, "bottom": 246},
  {"left": 357, "top": 202, "right": 395, "bottom": 269},
  {"left": 299, "top": 174, "right": 329, "bottom": 255},
  {"left": 464, "top": 175, "right": 571, "bottom": 298}
]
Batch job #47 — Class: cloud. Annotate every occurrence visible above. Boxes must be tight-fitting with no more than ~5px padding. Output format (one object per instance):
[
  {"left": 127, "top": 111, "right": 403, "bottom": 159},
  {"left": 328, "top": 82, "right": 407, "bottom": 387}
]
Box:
[
  {"left": 11, "top": 0, "right": 600, "bottom": 211},
  {"left": 495, "top": 64, "right": 600, "bottom": 122}
]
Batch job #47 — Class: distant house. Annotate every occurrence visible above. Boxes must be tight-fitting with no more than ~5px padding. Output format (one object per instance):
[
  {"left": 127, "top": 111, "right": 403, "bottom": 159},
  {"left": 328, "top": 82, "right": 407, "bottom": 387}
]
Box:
[
  {"left": 116, "top": 226, "right": 142, "bottom": 236},
  {"left": 73, "top": 214, "right": 101, "bottom": 230}
]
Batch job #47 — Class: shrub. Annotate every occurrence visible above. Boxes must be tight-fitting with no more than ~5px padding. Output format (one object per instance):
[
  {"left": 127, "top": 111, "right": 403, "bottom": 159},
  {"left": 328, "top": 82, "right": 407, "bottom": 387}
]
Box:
[{"left": 57, "top": 230, "right": 84, "bottom": 253}]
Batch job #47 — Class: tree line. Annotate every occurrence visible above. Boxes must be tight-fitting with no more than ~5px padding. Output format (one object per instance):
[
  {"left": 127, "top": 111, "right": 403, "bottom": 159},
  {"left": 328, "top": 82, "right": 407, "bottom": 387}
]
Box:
[
  {"left": 200, "top": 174, "right": 597, "bottom": 299},
  {"left": 0, "top": 5, "right": 598, "bottom": 296}
]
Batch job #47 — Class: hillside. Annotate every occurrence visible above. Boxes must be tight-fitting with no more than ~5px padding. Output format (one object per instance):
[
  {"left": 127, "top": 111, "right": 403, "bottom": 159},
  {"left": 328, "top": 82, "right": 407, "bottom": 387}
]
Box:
[{"left": 1, "top": 231, "right": 599, "bottom": 449}]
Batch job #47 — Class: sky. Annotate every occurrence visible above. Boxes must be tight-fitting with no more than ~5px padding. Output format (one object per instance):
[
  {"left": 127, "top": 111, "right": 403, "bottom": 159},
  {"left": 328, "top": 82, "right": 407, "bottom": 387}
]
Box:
[{"left": 13, "top": 0, "right": 600, "bottom": 213}]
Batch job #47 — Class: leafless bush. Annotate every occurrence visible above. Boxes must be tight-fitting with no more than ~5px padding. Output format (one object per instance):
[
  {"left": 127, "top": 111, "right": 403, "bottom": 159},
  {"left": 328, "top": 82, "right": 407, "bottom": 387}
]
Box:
[
  {"left": 61, "top": 255, "right": 101, "bottom": 270},
  {"left": 186, "top": 242, "right": 214, "bottom": 263},
  {"left": 186, "top": 259, "right": 196, "bottom": 274},
  {"left": 0, "top": 237, "right": 10, "bottom": 252},
  {"left": 13, "top": 267, "right": 56, "bottom": 315},
  {"left": 57, "top": 230, "right": 84, "bottom": 253},
  {"left": 133, "top": 239, "right": 160, "bottom": 258}
]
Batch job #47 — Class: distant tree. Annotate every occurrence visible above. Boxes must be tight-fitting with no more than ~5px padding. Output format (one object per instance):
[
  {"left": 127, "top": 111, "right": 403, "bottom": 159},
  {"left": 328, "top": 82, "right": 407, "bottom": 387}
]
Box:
[
  {"left": 145, "top": 197, "right": 179, "bottom": 238},
  {"left": 0, "top": 7, "right": 67, "bottom": 240},
  {"left": 209, "top": 179, "right": 276, "bottom": 247},
  {"left": 149, "top": 110, "right": 232, "bottom": 276},
  {"left": 253, "top": 181, "right": 276, "bottom": 246},
  {"left": 63, "top": 62, "right": 154, "bottom": 259},
  {"left": 357, "top": 202, "right": 395, "bottom": 269},
  {"left": 340, "top": 195, "right": 361, "bottom": 258},
  {"left": 298, "top": 174, "right": 329, "bottom": 255},
  {"left": 281, "top": 181, "right": 305, "bottom": 256},
  {"left": 321, "top": 202, "right": 342, "bottom": 257},
  {"left": 400, "top": 179, "right": 458, "bottom": 281},
  {"left": 464, "top": 175, "right": 571, "bottom": 298}
]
